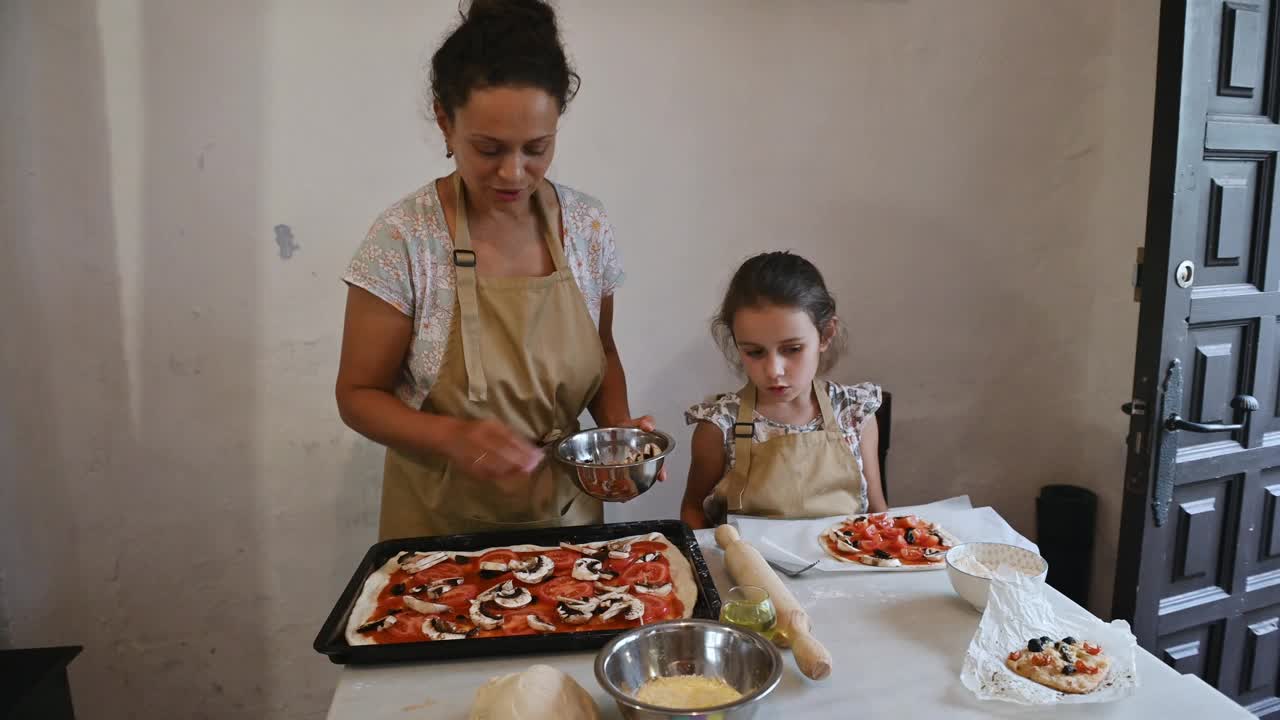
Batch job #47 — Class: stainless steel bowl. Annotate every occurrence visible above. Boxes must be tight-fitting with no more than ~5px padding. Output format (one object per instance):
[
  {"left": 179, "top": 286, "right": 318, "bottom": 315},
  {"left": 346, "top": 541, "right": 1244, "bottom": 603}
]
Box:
[
  {"left": 552, "top": 427, "right": 674, "bottom": 502},
  {"left": 594, "top": 619, "right": 783, "bottom": 720}
]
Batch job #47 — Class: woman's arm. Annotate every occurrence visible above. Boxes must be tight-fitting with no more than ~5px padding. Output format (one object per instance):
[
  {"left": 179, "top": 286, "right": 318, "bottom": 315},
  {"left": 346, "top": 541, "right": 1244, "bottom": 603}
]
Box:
[
  {"left": 680, "top": 421, "right": 726, "bottom": 529},
  {"left": 859, "top": 415, "right": 888, "bottom": 513},
  {"left": 335, "top": 286, "right": 540, "bottom": 477},
  {"left": 587, "top": 294, "right": 635, "bottom": 427}
]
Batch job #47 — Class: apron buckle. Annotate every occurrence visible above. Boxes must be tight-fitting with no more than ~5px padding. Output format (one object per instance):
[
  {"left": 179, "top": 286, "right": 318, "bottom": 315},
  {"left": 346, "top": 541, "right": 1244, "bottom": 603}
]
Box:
[
  {"left": 733, "top": 421, "right": 755, "bottom": 439},
  {"left": 453, "top": 249, "right": 477, "bottom": 267}
]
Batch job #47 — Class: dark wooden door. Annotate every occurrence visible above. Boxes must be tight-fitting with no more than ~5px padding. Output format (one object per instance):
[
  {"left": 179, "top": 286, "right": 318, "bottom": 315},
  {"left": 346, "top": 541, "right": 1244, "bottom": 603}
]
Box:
[{"left": 1114, "top": 1, "right": 1280, "bottom": 714}]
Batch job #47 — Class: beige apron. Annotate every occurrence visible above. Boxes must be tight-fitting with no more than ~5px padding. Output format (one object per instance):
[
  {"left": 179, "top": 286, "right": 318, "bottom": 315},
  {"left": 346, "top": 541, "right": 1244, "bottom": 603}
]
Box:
[
  {"left": 708, "top": 380, "right": 865, "bottom": 522},
  {"left": 378, "top": 174, "right": 606, "bottom": 540}
]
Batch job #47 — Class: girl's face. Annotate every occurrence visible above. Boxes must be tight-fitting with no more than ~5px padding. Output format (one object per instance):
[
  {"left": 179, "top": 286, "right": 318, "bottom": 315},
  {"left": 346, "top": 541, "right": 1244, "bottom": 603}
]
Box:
[
  {"left": 732, "top": 304, "right": 832, "bottom": 405},
  {"left": 436, "top": 86, "right": 560, "bottom": 212}
]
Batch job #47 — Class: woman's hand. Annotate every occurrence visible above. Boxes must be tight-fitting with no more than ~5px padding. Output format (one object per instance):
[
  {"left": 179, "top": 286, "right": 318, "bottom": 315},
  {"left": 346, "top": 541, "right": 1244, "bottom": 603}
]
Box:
[
  {"left": 617, "top": 415, "right": 667, "bottom": 482},
  {"left": 443, "top": 417, "right": 543, "bottom": 481}
]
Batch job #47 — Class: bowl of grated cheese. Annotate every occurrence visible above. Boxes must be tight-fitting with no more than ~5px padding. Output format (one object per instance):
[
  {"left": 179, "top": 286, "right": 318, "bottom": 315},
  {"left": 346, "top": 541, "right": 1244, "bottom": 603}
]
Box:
[
  {"left": 594, "top": 618, "right": 782, "bottom": 719},
  {"left": 945, "top": 542, "right": 1049, "bottom": 611}
]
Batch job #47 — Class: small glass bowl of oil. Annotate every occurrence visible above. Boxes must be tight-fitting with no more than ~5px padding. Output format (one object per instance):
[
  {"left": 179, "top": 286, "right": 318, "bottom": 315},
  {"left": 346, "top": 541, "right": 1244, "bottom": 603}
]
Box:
[{"left": 718, "top": 585, "right": 777, "bottom": 641}]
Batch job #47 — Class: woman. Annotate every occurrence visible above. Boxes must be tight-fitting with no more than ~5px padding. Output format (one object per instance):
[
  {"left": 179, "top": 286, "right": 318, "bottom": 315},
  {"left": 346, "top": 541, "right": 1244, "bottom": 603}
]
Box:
[{"left": 336, "top": 0, "right": 656, "bottom": 539}]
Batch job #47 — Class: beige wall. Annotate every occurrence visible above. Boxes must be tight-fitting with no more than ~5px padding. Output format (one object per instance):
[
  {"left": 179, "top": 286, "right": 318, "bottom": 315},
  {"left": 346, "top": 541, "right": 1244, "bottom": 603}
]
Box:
[{"left": 0, "top": 1, "right": 1155, "bottom": 717}]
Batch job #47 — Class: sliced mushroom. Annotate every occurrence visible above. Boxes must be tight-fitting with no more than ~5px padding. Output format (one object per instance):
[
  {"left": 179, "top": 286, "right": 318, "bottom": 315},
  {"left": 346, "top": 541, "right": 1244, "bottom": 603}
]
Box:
[
  {"left": 639, "top": 552, "right": 661, "bottom": 563},
  {"left": 525, "top": 614, "right": 557, "bottom": 633},
  {"left": 492, "top": 581, "right": 534, "bottom": 609},
  {"left": 479, "top": 561, "right": 510, "bottom": 575},
  {"left": 356, "top": 614, "right": 398, "bottom": 634},
  {"left": 513, "top": 555, "right": 555, "bottom": 584},
  {"left": 572, "top": 558, "right": 605, "bottom": 582},
  {"left": 607, "top": 540, "right": 633, "bottom": 560},
  {"left": 556, "top": 602, "right": 595, "bottom": 625},
  {"left": 560, "top": 541, "right": 602, "bottom": 557},
  {"left": 400, "top": 551, "right": 448, "bottom": 574},
  {"left": 595, "top": 584, "right": 630, "bottom": 601},
  {"left": 641, "top": 442, "right": 662, "bottom": 458},
  {"left": 600, "top": 595, "right": 644, "bottom": 622},
  {"left": 423, "top": 616, "right": 468, "bottom": 641},
  {"left": 828, "top": 529, "right": 859, "bottom": 554},
  {"left": 922, "top": 547, "right": 948, "bottom": 561},
  {"left": 413, "top": 577, "right": 464, "bottom": 599},
  {"left": 633, "top": 582, "right": 672, "bottom": 597},
  {"left": 469, "top": 599, "right": 504, "bottom": 630},
  {"left": 403, "top": 596, "right": 451, "bottom": 615}
]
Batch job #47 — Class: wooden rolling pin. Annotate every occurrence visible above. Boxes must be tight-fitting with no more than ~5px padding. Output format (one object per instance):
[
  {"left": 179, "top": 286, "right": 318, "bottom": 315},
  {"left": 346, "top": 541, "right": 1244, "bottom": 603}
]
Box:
[{"left": 714, "top": 524, "right": 832, "bottom": 681}]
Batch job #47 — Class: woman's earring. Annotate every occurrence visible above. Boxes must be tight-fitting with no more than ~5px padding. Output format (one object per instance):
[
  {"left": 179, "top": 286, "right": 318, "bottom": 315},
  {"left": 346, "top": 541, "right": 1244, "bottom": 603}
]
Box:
[{"left": 446, "top": 146, "right": 454, "bottom": 159}]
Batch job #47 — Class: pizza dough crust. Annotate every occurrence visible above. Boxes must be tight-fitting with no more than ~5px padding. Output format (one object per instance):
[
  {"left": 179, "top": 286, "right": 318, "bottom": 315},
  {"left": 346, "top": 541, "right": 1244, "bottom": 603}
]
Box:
[
  {"left": 1005, "top": 644, "right": 1112, "bottom": 695},
  {"left": 468, "top": 664, "right": 600, "bottom": 720},
  {"left": 345, "top": 532, "right": 697, "bottom": 645}
]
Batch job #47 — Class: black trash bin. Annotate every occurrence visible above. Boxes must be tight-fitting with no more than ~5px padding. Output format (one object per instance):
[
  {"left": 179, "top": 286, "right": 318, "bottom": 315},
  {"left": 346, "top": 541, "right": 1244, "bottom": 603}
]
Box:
[{"left": 1036, "top": 484, "right": 1097, "bottom": 607}]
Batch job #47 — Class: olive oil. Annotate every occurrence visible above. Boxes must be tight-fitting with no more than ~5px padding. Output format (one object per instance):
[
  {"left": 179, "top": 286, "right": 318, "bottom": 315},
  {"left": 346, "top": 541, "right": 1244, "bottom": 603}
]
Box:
[{"left": 719, "top": 588, "right": 778, "bottom": 641}]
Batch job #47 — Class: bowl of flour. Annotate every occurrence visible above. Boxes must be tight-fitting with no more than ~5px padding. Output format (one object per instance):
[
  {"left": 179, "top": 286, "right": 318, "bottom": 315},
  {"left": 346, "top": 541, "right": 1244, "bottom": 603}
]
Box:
[{"left": 945, "top": 543, "right": 1049, "bottom": 611}]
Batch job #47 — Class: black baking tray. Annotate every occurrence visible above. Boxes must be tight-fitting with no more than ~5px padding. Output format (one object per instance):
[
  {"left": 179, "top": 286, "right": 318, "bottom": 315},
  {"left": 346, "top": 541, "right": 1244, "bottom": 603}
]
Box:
[{"left": 313, "top": 520, "right": 722, "bottom": 665}]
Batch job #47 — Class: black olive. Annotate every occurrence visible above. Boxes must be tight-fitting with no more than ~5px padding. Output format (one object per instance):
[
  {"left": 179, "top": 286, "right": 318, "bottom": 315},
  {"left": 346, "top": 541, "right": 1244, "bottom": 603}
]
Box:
[
  {"left": 1062, "top": 664, "right": 1076, "bottom": 675},
  {"left": 386, "top": 609, "right": 403, "bottom": 615},
  {"left": 456, "top": 614, "right": 467, "bottom": 622},
  {"left": 1039, "top": 635, "right": 1051, "bottom": 644},
  {"left": 874, "top": 549, "right": 893, "bottom": 560},
  {"left": 1060, "top": 651, "right": 1073, "bottom": 664},
  {"left": 905, "top": 528, "right": 917, "bottom": 544},
  {"left": 1062, "top": 636, "right": 1077, "bottom": 646},
  {"left": 1027, "top": 638, "right": 1043, "bottom": 652},
  {"left": 390, "top": 583, "right": 406, "bottom": 596}
]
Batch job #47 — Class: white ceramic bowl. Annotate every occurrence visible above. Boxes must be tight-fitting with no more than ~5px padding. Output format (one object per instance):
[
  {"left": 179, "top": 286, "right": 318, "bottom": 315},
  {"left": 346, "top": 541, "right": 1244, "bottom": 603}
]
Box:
[{"left": 945, "top": 542, "right": 1049, "bottom": 611}]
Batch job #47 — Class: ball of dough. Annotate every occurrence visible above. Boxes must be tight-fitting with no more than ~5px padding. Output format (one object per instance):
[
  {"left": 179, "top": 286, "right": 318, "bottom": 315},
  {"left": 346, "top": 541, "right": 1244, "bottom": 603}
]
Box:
[{"left": 468, "top": 664, "right": 600, "bottom": 720}]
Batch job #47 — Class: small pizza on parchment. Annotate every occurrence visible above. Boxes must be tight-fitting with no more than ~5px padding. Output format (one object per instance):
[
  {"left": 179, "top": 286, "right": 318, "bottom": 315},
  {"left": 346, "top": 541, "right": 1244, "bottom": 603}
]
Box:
[
  {"left": 1005, "top": 636, "right": 1113, "bottom": 694},
  {"left": 820, "top": 513, "right": 959, "bottom": 569},
  {"left": 344, "top": 532, "right": 697, "bottom": 646}
]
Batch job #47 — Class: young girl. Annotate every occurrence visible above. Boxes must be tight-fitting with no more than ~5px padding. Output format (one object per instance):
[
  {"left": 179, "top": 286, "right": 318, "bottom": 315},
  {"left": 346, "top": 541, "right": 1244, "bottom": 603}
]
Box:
[{"left": 680, "top": 251, "right": 887, "bottom": 529}]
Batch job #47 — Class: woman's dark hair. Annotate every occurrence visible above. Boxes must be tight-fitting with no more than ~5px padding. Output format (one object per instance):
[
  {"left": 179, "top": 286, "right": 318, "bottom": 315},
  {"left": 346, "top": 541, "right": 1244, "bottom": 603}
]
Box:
[
  {"left": 712, "top": 251, "right": 847, "bottom": 374},
  {"left": 431, "top": 0, "right": 580, "bottom": 118}
]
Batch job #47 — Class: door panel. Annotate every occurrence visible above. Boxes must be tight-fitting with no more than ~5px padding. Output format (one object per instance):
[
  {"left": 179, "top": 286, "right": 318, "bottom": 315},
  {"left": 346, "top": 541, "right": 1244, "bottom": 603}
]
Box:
[{"left": 1118, "top": 0, "right": 1280, "bottom": 714}]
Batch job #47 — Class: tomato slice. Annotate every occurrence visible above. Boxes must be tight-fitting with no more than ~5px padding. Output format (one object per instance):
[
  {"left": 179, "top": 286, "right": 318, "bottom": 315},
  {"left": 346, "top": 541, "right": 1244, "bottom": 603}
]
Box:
[
  {"left": 900, "top": 547, "right": 924, "bottom": 562},
  {"left": 496, "top": 610, "right": 548, "bottom": 636},
  {"left": 858, "top": 524, "right": 881, "bottom": 541},
  {"left": 880, "top": 527, "right": 905, "bottom": 540},
  {"left": 870, "top": 514, "right": 893, "bottom": 529},
  {"left": 620, "top": 562, "right": 670, "bottom": 588},
  {"left": 894, "top": 515, "right": 919, "bottom": 529},
  {"left": 1031, "top": 653, "right": 1053, "bottom": 667},
  {"left": 917, "top": 533, "right": 941, "bottom": 548},
  {"left": 1008, "top": 650, "right": 1022, "bottom": 662},
  {"left": 857, "top": 539, "right": 881, "bottom": 553},
  {"left": 1084, "top": 643, "right": 1103, "bottom": 655},
  {"left": 478, "top": 550, "right": 520, "bottom": 567},
  {"left": 1075, "top": 660, "right": 1099, "bottom": 675},
  {"left": 849, "top": 519, "right": 871, "bottom": 535},
  {"left": 885, "top": 538, "right": 908, "bottom": 552},
  {"left": 637, "top": 593, "right": 675, "bottom": 623},
  {"left": 536, "top": 577, "right": 594, "bottom": 602},
  {"left": 630, "top": 541, "right": 667, "bottom": 556},
  {"left": 381, "top": 613, "right": 427, "bottom": 643},
  {"left": 410, "top": 562, "right": 468, "bottom": 586},
  {"left": 542, "top": 549, "right": 581, "bottom": 574},
  {"left": 436, "top": 583, "right": 480, "bottom": 611}
]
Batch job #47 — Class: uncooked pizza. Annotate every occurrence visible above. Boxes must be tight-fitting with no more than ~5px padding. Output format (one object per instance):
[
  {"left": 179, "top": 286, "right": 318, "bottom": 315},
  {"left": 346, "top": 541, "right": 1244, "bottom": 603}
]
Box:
[
  {"left": 345, "top": 532, "right": 696, "bottom": 645},
  {"left": 820, "top": 513, "right": 958, "bottom": 568},
  {"left": 1005, "top": 635, "right": 1112, "bottom": 694}
]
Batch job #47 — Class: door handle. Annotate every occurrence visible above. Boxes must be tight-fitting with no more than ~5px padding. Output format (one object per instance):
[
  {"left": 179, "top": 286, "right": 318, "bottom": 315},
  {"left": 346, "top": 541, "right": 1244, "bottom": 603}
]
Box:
[{"left": 1164, "top": 394, "right": 1258, "bottom": 433}]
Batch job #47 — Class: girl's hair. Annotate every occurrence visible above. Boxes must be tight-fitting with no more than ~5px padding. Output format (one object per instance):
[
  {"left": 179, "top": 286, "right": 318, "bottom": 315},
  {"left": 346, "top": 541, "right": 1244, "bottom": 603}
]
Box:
[
  {"left": 712, "top": 251, "right": 847, "bottom": 374},
  {"left": 430, "top": 0, "right": 580, "bottom": 119}
]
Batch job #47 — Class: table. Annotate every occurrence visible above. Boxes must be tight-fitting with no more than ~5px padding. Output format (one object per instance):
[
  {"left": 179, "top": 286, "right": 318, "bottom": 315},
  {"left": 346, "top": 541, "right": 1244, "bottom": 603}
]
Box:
[{"left": 326, "top": 526, "right": 1252, "bottom": 719}]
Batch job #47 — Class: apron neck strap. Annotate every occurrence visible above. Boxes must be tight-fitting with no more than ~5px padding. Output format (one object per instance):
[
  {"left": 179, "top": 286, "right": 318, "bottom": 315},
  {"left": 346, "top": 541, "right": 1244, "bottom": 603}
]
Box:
[
  {"left": 812, "top": 379, "right": 837, "bottom": 428},
  {"left": 448, "top": 173, "right": 571, "bottom": 404},
  {"left": 728, "top": 383, "right": 758, "bottom": 513},
  {"left": 451, "top": 173, "right": 486, "bottom": 403}
]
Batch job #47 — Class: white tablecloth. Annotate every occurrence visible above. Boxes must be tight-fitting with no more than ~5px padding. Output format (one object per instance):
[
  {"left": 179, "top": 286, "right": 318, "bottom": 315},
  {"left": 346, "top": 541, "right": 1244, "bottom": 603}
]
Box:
[{"left": 324, "top": 504, "right": 1251, "bottom": 719}]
